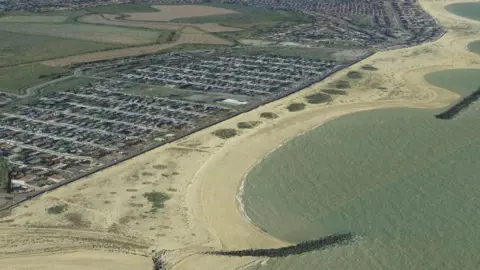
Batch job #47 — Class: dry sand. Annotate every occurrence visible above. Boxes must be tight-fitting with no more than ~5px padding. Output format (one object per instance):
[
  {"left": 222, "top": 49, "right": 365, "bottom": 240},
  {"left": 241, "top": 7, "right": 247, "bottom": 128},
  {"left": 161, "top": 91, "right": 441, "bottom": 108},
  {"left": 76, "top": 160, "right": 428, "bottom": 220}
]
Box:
[
  {"left": 2, "top": 0, "right": 480, "bottom": 269},
  {"left": 125, "top": 5, "right": 238, "bottom": 22}
]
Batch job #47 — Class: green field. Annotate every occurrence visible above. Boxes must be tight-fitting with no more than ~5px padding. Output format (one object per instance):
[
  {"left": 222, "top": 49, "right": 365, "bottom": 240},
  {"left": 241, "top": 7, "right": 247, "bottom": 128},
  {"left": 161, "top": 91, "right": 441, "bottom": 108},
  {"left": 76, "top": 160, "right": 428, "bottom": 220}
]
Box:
[
  {"left": 467, "top": 40, "right": 480, "bottom": 55},
  {"left": 87, "top": 3, "right": 159, "bottom": 14},
  {"left": 446, "top": 3, "right": 480, "bottom": 21},
  {"left": 0, "top": 15, "right": 67, "bottom": 23},
  {"left": 244, "top": 69, "right": 480, "bottom": 269},
  {"left": 173, "top": 4, "right": 312, "bottom": 44},
  {"left": 0, "top": 64, "right": 69, "bottom": 94},
  {"left": 174, "top": 4, "right": 310, "bottom": 26},
  {"left": 0, "top": 23, "right": 161, "bottom": 45},
  {"left": 0, "top": 31, "right": 123, "bottom": 67}
]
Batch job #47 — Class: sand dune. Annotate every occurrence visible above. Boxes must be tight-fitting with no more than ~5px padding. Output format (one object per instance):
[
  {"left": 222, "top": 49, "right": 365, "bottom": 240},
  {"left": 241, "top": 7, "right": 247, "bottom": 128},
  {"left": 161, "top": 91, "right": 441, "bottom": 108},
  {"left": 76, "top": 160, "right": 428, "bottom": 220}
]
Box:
[{"left": 2, "top": 0, "right": 480, "bottom": 269}]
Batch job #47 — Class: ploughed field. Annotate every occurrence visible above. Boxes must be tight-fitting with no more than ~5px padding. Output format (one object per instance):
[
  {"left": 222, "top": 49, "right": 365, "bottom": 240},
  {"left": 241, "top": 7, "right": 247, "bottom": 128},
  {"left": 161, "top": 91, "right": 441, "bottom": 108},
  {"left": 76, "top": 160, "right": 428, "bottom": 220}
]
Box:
[{"left": 243, "top": 69, "right": 480, "bottom": 269}]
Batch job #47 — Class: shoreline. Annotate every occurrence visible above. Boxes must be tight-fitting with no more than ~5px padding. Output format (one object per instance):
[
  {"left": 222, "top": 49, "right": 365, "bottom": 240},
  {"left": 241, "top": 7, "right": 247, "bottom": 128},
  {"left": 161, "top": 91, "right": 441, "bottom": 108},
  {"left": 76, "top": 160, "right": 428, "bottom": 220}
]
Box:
[
  {"left": 1, "top": 0, "right": 480, "bottom": 269},
  {"left": 180, "top": 0, "right": 480, "bottom": 267}
]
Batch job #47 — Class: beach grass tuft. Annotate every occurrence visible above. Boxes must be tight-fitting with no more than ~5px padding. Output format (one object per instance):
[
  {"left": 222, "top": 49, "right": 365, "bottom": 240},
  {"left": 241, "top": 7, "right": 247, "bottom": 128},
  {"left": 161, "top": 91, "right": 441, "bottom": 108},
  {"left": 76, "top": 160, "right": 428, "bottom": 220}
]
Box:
[
  {"left": 213, "top": 128, "right": 238, "bottom": 139},
  {"left": 287, "top": 103, "right": 306, "bottom": 112}
]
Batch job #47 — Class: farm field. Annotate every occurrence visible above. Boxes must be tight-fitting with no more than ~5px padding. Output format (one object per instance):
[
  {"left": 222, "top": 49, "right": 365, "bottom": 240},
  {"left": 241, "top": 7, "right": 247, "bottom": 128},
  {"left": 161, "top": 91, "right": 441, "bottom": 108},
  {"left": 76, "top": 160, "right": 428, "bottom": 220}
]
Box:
[
  {"left": 0, "top": 31, "right": 122, "bottom": 67},
  {"left": 0, "top": 64, "right": 69, "bottom": 94},
  {"left": 78, "top": 14, "right": 241, "bottom": 33},
  {"left": 42, "top": 30, "right": 232, "bottom": 67},
  {"left": 0, "top": 23, "right": 162, "bottom": 45},
  {"left": 172, "top": 3, "right": 310, "bottom": 26},
  {"left": 0, "top": 15, "right": 67, "bottom": 23},
  {"left": 86, "top": 3, "right": 159, "bottom": 14},
  {"left": 124, "top": 5, "right": 238, "bottom": 22}
]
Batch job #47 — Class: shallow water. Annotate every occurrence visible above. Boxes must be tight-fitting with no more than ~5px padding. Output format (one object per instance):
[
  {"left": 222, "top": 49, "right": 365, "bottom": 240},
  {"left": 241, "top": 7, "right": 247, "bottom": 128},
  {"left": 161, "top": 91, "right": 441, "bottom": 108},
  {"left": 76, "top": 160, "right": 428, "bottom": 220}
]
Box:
[
  {"left": 244, "top": 69, "right": 480, "bottom": 270},
  {"left": 445, "top": 3, "right": 480, "bottom": 21},
  {"left": 468, "top": 40, "right": 480, "bottom": 55}
]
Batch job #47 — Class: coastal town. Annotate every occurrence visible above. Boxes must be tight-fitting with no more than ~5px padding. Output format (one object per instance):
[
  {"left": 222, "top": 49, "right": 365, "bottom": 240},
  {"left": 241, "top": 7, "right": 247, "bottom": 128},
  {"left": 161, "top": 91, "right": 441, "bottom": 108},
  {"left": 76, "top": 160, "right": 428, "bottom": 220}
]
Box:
[
  {"left": 2, "top": 0, "right": 480, "bottom": 270},
  {"left": 0, "top": 49, "right": 344, "bottom": 193}
]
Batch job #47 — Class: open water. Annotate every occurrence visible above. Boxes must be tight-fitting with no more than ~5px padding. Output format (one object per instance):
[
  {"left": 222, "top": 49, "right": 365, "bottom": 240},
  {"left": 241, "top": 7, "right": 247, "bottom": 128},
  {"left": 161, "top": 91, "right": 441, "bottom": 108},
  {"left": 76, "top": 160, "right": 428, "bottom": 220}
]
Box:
[
  {"left": 468, "top": 40, "right": 480, "bottom": 55},
  {"left": 244, "top": 69, "right": 480, "bottom": 269},
  {"left": 445, "top": 2, "right": 480, "bottom": 21}
]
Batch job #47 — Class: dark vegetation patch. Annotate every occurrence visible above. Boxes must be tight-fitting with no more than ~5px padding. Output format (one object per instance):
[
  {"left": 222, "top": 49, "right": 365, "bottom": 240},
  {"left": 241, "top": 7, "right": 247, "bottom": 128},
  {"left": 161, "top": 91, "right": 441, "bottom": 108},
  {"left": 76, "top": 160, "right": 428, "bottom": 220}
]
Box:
[
  {"left": 322, "top": 89, "right": 348, "bottom": 95},
  {"left": 0, "top": 219, "right": 14, "bottom": 223},
  {"left": 237, "top": 121, "right": 262, "bottom": 129},
  {"left": 143, "top": 191, "right": 170, "bottom": 212},
  {"left": 118, "top": 215, "right": 134, "bottom": 225},
  {"left": 205, "top": 233, "right": 357, "bottom": 257},
  {"left": 435, "top": 88, "right": 480, "bottom": 119},
  {"left": 126, "top": 188, "right": 138, "bottom": 192},
  {"left": 287, "top": 103, "right": 306, "bottom": 112},
  {"left": 347, "top": 71, "right": 363, "bottom": 79},
  {"left": 335, "top": 80, "right": 351, "bottom": 89},
  {"left": 378, "top": 87, "right": 388, "bottom": 90},
  {"left": 260, "top": 112, "right": 278, "bottom": 119},
  {"left": 213, "top": 128, "right": 238, "bottom": 139},
  {"left": 152, "top": 164, "right": 168, "bottom": 170},
  {"left": 65, "top": 212, "right": 89, "bottom": 227},
  {"left": 46, "top": 204, "right": 68, "bottom": 214},
  {"left": 141, "top": 172, "right": 154, "bottom": 176},
  {"left": 305, "top": 93, "right": 333, "bottom": 104},
  {"left": 108, "top": 223, "right": 122, "bottom": 233},
  {"left": 0, "top": 209, "right": 11, "bottom": 218},
  {"left": 172, "top": 172, "right": 180, "bottom": 176},
  {"left": 361, "top": 65, "right": 378, "bottom": 71},
  {"left": 129, "top": 203, "right": 144, "bottom": 208}
]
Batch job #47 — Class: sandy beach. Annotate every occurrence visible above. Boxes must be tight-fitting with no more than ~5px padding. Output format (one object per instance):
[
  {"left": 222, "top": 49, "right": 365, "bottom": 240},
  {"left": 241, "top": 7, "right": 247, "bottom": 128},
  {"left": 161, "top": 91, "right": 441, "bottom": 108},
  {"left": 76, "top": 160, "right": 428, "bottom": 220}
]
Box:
[{"left": 1, "top": 0, "right": 480, "bottom": 269}]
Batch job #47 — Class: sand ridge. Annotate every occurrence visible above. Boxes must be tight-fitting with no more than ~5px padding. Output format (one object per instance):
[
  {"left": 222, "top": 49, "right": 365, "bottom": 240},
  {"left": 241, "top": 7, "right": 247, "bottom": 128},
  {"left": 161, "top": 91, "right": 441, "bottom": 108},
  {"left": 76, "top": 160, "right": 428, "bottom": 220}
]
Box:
[{"left": 2, "top": 0, "right": 480, "bottom": 269}]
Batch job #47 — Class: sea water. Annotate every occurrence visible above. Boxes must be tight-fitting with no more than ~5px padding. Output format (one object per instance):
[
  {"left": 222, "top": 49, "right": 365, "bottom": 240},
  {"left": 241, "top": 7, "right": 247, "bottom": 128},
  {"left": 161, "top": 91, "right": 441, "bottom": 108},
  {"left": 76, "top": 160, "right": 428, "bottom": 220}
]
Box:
[
  {"left": 244, "top": 69, "right": 480, "bottom": 269},
  {"left": 445, "top": 3, "right": 480, "bottom": 21}
]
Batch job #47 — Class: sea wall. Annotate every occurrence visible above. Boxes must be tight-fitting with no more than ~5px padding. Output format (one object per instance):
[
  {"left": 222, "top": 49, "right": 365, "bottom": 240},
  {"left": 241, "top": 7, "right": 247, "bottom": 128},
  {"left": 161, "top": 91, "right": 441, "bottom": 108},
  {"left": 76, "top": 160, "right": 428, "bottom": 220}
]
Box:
[
  {"left": 204, "top": 233, "right": 357, "bottom": 258},
  {"left": 435, "top": 89, "right": 480, "bottom": 119}
]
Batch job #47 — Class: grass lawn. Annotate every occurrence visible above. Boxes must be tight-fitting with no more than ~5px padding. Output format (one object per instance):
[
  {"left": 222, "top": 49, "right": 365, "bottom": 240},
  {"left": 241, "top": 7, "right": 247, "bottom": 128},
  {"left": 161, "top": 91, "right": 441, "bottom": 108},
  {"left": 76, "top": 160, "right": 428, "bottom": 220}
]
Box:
[
  {"left": 37, "top": 77, "right": 95, "bottom": 96},
  {"left": 87, "top": 3, "right": 159, "bottom": 14},
  {"left": 0, "top": 31, "right": 124, "bottom": 67},
  {"left": 173, "top": 3, "right": 311, "bottom": 26},
  {"left": 0, "top": 64, "right": 70, "bottom": 94},
  {"left": 0, "top": 15, "right": 67, "bottom": 23},
  {"left": 0, "top": 23, "right": 161, "bottom": 45}
]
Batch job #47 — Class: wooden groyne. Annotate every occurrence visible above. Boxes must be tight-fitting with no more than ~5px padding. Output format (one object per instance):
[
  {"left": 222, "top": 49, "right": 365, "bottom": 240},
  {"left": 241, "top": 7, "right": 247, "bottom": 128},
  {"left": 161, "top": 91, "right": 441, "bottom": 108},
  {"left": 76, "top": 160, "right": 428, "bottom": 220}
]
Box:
[
  {"left": 204, "top": 233, "right": 357, "bottom": 258},
  {"left": 435, "top": 89, "right": 480, "bottom": 119}
]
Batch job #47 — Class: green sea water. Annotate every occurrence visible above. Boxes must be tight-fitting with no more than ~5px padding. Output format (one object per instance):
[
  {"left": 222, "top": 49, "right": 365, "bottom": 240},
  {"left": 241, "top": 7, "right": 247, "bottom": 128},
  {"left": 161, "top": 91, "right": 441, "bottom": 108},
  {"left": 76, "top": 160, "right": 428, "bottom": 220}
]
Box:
[
  {"left": 468, "top": 40, "right": 480, "bottom": 55},
  {"left": 445, "top": 3, "right": 480, "bottom": 21},
  {"left": 244, "top": 69, "right": 480, "bottom": 270}
]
